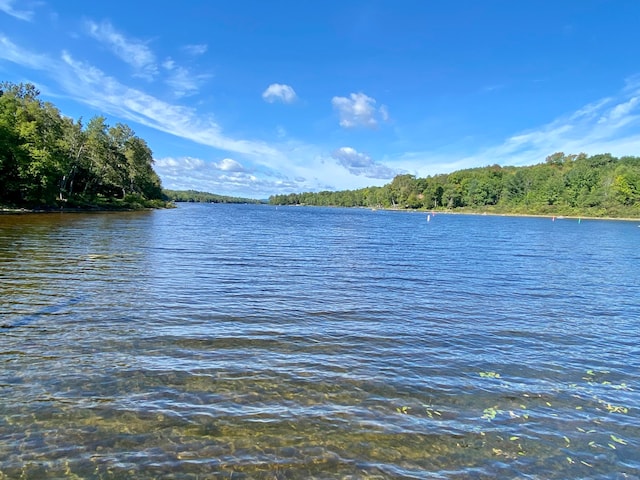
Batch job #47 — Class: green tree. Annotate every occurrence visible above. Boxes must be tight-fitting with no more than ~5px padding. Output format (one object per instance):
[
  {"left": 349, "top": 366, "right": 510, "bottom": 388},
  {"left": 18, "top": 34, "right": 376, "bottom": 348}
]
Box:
[
  {"left": 0, "top": 81, "right": 165, "bottom": 208},
  {"left": 268, "top": 152, "right": 640, "bottom": 218},
  {"left": 612, "top": 166, "right": 639, "bottom": 206}
]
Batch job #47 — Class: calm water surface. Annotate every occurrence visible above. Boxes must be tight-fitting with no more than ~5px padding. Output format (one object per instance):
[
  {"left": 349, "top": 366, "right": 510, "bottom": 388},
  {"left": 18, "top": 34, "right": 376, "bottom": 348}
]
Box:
[{"left": 1, "top": 204, "right": 639, "bottom": 479}]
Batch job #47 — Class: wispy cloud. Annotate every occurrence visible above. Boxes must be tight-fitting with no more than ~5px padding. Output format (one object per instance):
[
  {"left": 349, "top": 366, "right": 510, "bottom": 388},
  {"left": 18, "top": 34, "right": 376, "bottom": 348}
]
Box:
[
  {"left": 332, "top": 147, "right": 399, "bottom": 179},
  {"left": 598, "top": 96, "right": 639, "bottom": 125},
  {"left": 183, "top": 43, "right": 208, "bottom": 56},
  {"left": 162, "top": 57, "right": 210, "bottom": 97},
  {"left": 262, "top": 83, "right": 297, "bottom": 104},
  {"left": 86, "top": 20, "right": 157, "bottom": 79},
  {"left": 0, "top": 35, "right": 49, "bottom": 68},
  {"left": 85, "top": 20, "right": 211, "bottom": 94},
  {"left": 494, "top": 88, "right": 640, "bottom": 161},
  {"left": 0, "top": 0, "right": 34, "bottom": 21},
  {"left": 379, "top": 104, "right": 390, "bottom": 122},
  {"left": 393, "top": 78, "right": 640, "bottom": 177},
  {"left": 57, "top": 51, "right": 281, "bottom": 159},
  {"left": 332, "top": 92, "right": 388, "bottom": 128}
]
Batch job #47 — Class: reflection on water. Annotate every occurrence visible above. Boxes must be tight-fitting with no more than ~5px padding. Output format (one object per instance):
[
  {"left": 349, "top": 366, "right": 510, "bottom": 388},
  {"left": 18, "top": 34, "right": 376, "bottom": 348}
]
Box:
[{"left": 1, "top": 205, "right": 639, "bottom": 478}]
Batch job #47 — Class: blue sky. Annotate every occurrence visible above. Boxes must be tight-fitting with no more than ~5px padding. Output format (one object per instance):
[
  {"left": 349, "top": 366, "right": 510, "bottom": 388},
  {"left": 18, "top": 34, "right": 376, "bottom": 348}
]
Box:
[{"left": 1, "top": 1, "right": 640, "bottom": 198}]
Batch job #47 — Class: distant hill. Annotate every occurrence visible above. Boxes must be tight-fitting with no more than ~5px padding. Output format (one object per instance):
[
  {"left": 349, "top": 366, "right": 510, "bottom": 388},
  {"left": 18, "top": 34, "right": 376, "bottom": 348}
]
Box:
[{"left": 163, "top": 189, "right": 263, "bottom": 204}]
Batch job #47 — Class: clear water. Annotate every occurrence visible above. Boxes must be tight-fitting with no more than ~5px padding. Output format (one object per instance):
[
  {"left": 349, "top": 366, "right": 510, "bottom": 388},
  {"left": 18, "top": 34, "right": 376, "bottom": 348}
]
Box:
[{"left": 1, "top": 204, "right": 639, "bottom": 479}]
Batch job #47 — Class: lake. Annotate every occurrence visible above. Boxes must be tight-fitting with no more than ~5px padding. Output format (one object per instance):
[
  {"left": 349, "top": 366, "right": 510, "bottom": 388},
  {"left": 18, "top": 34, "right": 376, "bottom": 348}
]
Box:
[{"left": 1, "top": 203, "right": 639, "bottom": 479}]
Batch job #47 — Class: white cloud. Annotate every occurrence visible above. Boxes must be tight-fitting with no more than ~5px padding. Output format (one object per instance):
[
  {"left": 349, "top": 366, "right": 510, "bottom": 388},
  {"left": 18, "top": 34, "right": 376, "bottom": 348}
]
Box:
[
  {"left": 0, "top": 0, "right": 34, "bottom": 21},
  {"left": 183, "top": 44, "right": 208, "bottom": 56},
  {"left": 262, "top": 83, "right": 297, "bottom": 104},
  {"left": 214, "top": 158, "right": 245, "bottom": 172},
  {"left": 162, "top": 57, "right": 210, "bottom": 97},
  {"left": 497, "top": 95, "right": 640, "bottom": 160},
  {"left": 598, "top": 96, "right": 639, "bottom": 125},
  {"left": 219, "top": 171, "right": 257, "bottom": 184},
  {"left": 569, "top": 98, "right": 612, "bottom": 122},
  {"left": 331, "top": 92, "right": 388, "bottom": 128},
  {"left": 86, "top": 20, "right": 157, "bottom": 79},
  {"left": 392, "top": 79, "right": 640, "bottom": 178},
  {"left": 379, "top": 104, "right": 390, "bottom": 122},
  {"left": 155, "top": 156, "right": 302, "bottom": 196},
  {"left": 56, "top": 51, "right": 281, "bottom": 159},
  {"left": 155, "top": 157, "right": 205, "bottom": 171},
  {"left": 165, "top": 68, "right": 206, "bottom": 97},
  {"left": 0, "top": 35, "right": 48, "bottom": 68},
  {"left": 332, "top": 147, "right": 399, "bottom": 179}
]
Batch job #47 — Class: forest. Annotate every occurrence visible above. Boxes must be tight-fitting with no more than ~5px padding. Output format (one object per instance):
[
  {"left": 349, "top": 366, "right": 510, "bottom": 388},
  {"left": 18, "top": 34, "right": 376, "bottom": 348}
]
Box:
[
  {"left": 0, "top": 81, "right": 166, "bottom": 210},
  {"left": 162, "top": 189, "right": 262, "bottom": 204},
  {"left": 269, "top": 152, "right": 640, "bottom": 218}
]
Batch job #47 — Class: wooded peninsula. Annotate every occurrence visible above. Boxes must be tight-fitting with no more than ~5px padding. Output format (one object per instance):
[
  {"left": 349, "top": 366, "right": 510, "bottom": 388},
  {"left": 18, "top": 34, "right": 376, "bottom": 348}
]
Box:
[
  {"left": 0, "top": 81, "right": 166, "bottom": 210},
  {"left": 269, "top": 152, "right": 640, "bottom": 218}
]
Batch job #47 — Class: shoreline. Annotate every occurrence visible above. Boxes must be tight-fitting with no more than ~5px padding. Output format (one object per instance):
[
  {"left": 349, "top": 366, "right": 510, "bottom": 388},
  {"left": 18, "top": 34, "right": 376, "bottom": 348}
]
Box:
[
  {"left": 424, "top": 209, "right": 640, "bottom": 222},
  {"left": 0, "top": 204, "right": 173, "bottom": 215},
  {"left": 360, "top": 205, "right": 640, "bottom": 222},
  {"left": 1, "top": 196, "right": 174, "bottom": 214},
  {"left": 354, "top": 204, "right": 640, "bottom": 222},
  {"left": 3, "top": 203, "right": 639, "bottom": 222}
]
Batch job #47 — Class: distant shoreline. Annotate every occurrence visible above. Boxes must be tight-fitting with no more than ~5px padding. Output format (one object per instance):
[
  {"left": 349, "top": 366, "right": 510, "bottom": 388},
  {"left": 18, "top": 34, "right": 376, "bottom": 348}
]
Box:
[
  {"left": 3, "top": 203, "right": 638, "bottom": 222},
  {"left": 288, "top": 204, "right": 640, "bottom": 222},
  {"left": 444, "top": 212, "right": 640, "bottom": 222},
  {"left": 421, "top": 209, "right": 640, "bottom": 222}
]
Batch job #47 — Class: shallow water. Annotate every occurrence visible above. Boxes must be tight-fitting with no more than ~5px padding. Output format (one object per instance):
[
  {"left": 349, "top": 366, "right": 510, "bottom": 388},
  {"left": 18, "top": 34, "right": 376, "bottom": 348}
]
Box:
[{"left": 1, "top": 204, "right": 639, "bottom": 479}]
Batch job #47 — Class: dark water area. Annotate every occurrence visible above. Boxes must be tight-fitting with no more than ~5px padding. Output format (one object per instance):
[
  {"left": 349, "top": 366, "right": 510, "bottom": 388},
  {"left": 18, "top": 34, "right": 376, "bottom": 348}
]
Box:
[{"left": 1, "top": 203, "right": 639, "bottom": 479}]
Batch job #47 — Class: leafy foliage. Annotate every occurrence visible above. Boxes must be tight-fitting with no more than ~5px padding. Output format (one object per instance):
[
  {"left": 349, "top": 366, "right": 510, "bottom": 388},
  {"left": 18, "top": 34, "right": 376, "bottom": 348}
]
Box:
[
  {"left": 269, "top": 153, "right": 640, "bottom": 218},
  {"left": 0, "top": 81, "right": 164, "bottom": 209}
]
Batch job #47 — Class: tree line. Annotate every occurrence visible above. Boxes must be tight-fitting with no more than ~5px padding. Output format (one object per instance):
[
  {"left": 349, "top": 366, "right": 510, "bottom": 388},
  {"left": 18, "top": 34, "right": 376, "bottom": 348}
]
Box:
[
  {"left": 0, "top": 81, "right": 165, "bottom": 209},
  {"left": 163, "top": 189, "right": 262, "bottom": 204},
  {"left": 269, "top": 152, "right": 640, "bottom": 218}
]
